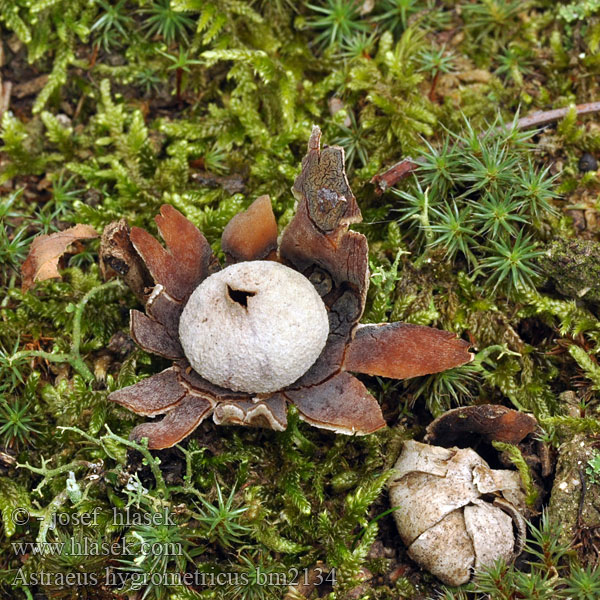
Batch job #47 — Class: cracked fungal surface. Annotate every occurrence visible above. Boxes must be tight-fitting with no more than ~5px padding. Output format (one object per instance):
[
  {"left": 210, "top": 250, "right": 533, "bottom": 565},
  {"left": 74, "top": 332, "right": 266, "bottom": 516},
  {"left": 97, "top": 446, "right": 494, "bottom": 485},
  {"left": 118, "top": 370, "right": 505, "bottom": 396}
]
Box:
[
  {"left": 102, "top": 126, "right": 474, "bottom": 449},
  {"left": 389, "top": 440, "right": 528, "bottom": 586}
]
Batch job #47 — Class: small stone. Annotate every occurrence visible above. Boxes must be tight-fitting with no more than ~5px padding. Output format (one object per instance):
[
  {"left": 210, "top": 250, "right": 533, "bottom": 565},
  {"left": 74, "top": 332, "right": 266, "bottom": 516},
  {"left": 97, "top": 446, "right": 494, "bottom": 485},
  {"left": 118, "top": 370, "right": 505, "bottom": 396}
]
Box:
[{"left": 579, "top": 152, "right": 598, "bottom": 173}]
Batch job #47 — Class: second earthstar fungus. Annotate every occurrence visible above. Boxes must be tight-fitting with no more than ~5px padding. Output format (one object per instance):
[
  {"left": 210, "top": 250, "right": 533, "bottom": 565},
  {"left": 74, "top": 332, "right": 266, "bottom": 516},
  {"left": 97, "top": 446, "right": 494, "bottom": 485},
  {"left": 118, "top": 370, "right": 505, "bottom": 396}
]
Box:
[
  {"left": 389, "top": 440, "right": 529, "bottom": 586},
  {"left": 103, "top": 126, "right": 474, "bottom": 449}
]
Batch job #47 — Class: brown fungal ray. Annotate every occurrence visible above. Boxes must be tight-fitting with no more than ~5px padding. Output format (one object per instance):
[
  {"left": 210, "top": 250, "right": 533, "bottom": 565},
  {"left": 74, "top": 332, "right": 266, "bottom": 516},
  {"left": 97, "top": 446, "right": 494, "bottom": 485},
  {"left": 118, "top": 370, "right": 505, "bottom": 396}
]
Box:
[
  {"left": 221, "top": 195, "right": 278, "bottom": 263},
  {"left": 129, "top": 394, "right": 214, "bottom": 449},
  {"left": 285, "top": 372, "right": 386, "bottom": 435},
  {"left": 424, "top": 405, "right": 538, "bottom": 447},
  {"left": 99, "top": 219, "right": 152, "bottom": 302},
  {"left": 129, "top": 204, "right": 218, "bottom": 302},
  {"left": 281, "top": 200, "right": 369, "bottom": 294},
  {"left": 343, "top": 322, "right": 473, "bottom": 379},
  {"left": 293, "top": 125, "right": 361, "bottom": 233},
  {"left": 130, "top": 309, "right": 183, "bottom": 359},
  {"left": 146, "top": 285, "right": 183, "bottom": 333},
  {"left": 280, "top": 124, "right": 368, "bottom": 300},
  {"left": 109, "top": 367, "right": 187, "bottom": 416},
  {"left": 280, "top": 126, "right": 368, "bottom": 294},
  {"left": 293, "top": 334, "right": 346, "bottom": 389},
  {"left": 293, "top": 289, "right": 363, "bottom": 388},
  {"left": 212, "top": 395, "right": 288, "bottom": 431},
  {"left": 177, "top": 361, "right": 253, "bottom": 403},
  {"left": 280, "top": 127, "right": 369, "bottom": 388}
]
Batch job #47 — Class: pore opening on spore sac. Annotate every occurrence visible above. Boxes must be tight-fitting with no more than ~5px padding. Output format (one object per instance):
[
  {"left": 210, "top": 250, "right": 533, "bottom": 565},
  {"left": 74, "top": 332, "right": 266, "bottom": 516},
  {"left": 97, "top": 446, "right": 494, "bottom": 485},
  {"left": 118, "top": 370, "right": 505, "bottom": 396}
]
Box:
[{"left": 227, "top": 285, "right": 256, "bottom": 308}]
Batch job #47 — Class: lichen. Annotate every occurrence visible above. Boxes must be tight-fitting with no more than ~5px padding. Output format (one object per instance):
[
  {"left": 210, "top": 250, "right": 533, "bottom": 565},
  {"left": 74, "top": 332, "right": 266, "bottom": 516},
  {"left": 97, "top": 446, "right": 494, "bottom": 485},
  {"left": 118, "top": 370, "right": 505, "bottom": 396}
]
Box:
[{"left": 539, "top": 238, "right": 600, "bottom": 303}]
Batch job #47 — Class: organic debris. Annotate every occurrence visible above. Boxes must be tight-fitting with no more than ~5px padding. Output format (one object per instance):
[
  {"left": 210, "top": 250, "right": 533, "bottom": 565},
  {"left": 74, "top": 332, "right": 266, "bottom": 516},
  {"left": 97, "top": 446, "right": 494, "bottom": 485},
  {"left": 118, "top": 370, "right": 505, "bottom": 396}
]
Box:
[
  {"left": 21, "top": 224, "right": 98, "bottom": 291},
  {"left": 389, "top": 440, "right": 527, "bottom": 586}
]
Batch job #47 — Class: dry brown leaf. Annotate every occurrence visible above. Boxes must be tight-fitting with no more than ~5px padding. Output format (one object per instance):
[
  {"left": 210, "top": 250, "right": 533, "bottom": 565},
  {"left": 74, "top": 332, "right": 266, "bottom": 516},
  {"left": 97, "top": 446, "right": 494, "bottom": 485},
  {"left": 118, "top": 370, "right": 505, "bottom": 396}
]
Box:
[{"left": 21, "top": 224, "right": 99, "bottom": 292}]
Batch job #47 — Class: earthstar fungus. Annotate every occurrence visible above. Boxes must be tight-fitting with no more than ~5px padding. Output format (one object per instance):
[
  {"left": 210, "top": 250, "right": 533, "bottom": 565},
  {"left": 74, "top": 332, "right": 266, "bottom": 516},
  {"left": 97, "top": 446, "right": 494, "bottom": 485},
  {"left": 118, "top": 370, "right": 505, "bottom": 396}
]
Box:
[
  {"left": 178, "top": 260, "right": 330, "bottom": 394},
  {"left": 389, "top": 440, "right": 528, "bottom": 586},
  {"left": 104, "top": 126, "right": 473, "bottom": 449}
]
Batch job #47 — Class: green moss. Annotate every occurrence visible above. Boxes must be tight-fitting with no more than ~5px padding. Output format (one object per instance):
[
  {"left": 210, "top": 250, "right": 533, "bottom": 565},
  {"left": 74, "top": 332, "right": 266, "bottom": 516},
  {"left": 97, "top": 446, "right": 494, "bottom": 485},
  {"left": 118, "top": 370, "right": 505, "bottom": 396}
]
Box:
[{"left": 2, "top": 0, "right": 600, "bottom": 598}]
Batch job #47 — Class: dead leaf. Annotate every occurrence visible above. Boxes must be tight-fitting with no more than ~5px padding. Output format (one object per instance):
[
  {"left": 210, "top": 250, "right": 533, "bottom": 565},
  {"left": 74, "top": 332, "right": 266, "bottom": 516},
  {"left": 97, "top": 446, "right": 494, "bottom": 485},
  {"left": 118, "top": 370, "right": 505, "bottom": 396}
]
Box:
[
  {"left": 12, "top": 75, "right": 49, "bottom": 99},
  {"left": 21, "top": 224, "right": 99, "bottom": 292}
]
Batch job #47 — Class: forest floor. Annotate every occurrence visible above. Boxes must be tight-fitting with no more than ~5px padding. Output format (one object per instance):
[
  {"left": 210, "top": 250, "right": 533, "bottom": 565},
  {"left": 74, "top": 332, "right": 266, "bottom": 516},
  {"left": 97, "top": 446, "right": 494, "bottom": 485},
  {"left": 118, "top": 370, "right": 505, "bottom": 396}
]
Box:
[{"left": 1, "top": 1, "right": 600, "bottom": 599}]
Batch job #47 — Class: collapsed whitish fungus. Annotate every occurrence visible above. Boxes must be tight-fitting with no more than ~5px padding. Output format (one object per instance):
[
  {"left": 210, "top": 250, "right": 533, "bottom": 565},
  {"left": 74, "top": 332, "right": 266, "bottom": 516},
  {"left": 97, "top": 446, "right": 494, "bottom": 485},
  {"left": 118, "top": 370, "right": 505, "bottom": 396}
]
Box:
[
  {"left": 389, "top": 440, "right": 527, "bottom": 586},
  {"left": 179, "top": 261, "right": 329, "bottom": 393}
]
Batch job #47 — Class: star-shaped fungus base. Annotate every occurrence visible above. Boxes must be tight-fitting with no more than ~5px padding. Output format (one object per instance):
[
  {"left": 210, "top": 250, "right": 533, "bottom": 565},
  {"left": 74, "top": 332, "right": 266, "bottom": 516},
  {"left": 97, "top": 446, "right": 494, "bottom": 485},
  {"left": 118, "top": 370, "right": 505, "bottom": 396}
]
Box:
[{"left": 103, "top": 126, "right": 473, "bottom": 449}]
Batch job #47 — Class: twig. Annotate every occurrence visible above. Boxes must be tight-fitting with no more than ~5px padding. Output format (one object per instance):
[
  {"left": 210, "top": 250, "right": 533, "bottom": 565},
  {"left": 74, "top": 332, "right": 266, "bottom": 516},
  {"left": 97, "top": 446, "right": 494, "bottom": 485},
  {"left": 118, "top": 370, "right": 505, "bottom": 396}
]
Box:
[
  {"left": 0, "top": 76, "right": 11, "bottom": 122},
  {"left": 370, "top": 158, "right": 419, "bottom": 194},
  {"left": 512, "top": 101, "right": 600, "bottom": 131},
  {"left": 370, "top": 102, "right": 600, "bottom": 194}
]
